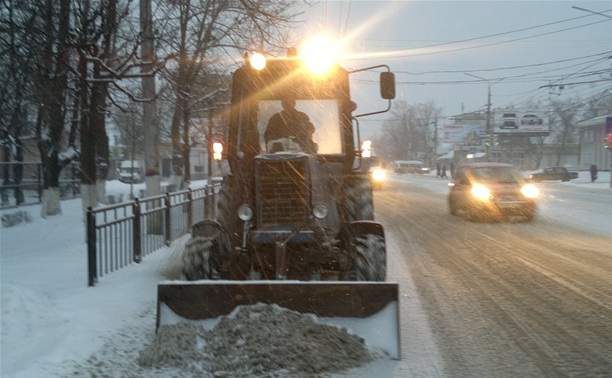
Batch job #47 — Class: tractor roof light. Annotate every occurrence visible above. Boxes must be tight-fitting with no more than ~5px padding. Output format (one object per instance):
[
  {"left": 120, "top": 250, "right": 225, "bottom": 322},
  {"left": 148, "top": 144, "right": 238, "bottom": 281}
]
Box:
[
  {"left": 249, "top": 52, "right": 267, "bottom": 71},
  {"left": 301, "top": 36, "right": 338, "bottom": 75}
]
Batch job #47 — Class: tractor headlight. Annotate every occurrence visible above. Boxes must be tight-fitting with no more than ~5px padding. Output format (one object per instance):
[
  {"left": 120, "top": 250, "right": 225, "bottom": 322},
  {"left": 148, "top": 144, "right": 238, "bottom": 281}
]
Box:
[
  {"left": 302, "top": 36, "right": 338, "bottom": 75},
  {"left": 471, "top": 184, "right": 491, "bottom": 200},
  {"left": 238, "top": 204, "right": 253, "bottom": 221},
  {"left": 249, "top": 52, "right": 266, "bottom": 71},
  {"left": 521, "top": 183, "right": 539, "bottom": 198},
  {"left": 312, "top": 204, "right": 329, "bottom": 219},
  {"left": 371, "top": 167, "right": 386, "bottom": 182}
]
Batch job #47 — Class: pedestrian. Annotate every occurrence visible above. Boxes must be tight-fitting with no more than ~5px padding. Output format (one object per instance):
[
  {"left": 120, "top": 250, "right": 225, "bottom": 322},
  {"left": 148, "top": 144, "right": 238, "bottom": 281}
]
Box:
[
  {"left": 441, "top": 164, "right": 448, "bottom": 179},
  {"left": 589, "top": 164, "right": 598, "bottom": 182},
  {"left": 450, "top": 162, "right": 456, "bottom": 179},
  {"left": 436, "top": 162, "right": 441, "bottom": 178}
]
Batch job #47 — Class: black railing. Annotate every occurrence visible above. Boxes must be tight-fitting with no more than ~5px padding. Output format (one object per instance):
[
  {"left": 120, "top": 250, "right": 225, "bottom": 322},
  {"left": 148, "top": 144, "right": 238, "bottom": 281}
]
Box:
[
  {"left": 86, "top": 184, "right": 220, "bottom": 286},
  {"left": 0, "top": 161, "right": 81, "bottom": 209}
]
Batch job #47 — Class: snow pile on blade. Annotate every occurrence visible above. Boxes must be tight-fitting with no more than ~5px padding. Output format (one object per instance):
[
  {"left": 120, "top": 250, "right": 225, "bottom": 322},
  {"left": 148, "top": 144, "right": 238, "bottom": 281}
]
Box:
[{"left": 139, "top": 303, "right": 386, "bottom": 377}]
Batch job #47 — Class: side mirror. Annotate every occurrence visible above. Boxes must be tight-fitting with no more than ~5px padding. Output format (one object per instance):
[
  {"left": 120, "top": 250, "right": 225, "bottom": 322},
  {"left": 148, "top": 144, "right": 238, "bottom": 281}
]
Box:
[{"left": 380, "top": 72, "right": 396, "bottom": 100}]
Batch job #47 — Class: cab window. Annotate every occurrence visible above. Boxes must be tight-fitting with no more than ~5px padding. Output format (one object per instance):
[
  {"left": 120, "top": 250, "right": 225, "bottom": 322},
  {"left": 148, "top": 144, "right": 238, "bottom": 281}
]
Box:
[{"left": 257, "top": 99, "right": 343, "bottom": 155}]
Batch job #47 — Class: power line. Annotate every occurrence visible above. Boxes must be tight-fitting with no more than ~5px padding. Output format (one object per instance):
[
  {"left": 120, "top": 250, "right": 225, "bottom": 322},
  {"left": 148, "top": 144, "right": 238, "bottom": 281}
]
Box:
[
  {"left": 350, "top": 9, "right": 612, "bottom": 60},
  {"left": 396, "top": 51, "right": 612, "bottom": 75},
  {"left": 374, "top": 18, "right": 611, "bottom": 60}
]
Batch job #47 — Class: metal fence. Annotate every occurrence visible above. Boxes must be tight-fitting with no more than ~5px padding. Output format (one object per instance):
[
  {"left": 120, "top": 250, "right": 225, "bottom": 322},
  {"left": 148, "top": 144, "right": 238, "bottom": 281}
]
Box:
[
  {"left": 86, "top": 184, "right": 220, "bottom": 286},
  {"left": 1, "top": 161, "right": 81, "bottom": 209}
]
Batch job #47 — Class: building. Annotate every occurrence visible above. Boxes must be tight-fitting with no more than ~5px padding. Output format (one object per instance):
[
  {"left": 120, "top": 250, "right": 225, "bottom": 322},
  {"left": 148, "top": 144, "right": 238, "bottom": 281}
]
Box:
[{"left": 577, "top": 115, "right": 612, "bottom": 171}]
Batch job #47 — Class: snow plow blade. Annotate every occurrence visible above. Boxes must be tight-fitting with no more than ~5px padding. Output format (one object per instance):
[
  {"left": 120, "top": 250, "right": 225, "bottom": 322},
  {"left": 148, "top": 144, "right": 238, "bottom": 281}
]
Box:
[{"left": 157, "top": 281, "right": 400, "bottom": 359}]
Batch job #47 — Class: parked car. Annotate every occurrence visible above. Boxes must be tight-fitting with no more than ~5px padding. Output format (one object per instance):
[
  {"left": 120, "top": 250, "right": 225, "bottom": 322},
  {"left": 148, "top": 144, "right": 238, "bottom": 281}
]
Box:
[
  {"left": 449, "top": 162, "right": 539, "bottom": 221},
  {"left": 529, "top": 166, "right": 578, "bottom": 182},
  {"left": 394, "top": 160, "right": 430, "bottom": 174},
  {"left": 118, "top": 160, "right": 145, "bottom": 183}
]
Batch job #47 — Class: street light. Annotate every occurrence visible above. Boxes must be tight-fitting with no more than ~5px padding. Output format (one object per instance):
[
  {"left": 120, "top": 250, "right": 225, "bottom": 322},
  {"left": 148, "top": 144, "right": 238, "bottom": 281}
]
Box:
[{"left": 464, "top": 73, "right": 504, "bottom": 158}]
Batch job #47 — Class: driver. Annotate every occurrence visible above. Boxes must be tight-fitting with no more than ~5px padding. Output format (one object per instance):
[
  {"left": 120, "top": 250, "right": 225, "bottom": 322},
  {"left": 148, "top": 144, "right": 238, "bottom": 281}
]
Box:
[{"left": 264, "top": 97, "right": 318, "bottom": 153}]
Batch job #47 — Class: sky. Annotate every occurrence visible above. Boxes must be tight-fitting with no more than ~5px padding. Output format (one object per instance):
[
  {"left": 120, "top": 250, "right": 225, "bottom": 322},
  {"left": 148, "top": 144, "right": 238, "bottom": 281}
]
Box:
[
  {"left": 1, "top": 171, "right": 610, "bottom": 377},
  {"left": 296, "top": 1, "right": 612, "bottom": 138}
]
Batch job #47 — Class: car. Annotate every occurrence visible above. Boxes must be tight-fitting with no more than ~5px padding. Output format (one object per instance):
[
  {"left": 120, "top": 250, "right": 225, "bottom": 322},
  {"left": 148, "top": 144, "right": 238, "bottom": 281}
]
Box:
[
  {"left": 521, "top": 114, "right": 543, "bottom": 125},
  {"left": 529, "top": 166, "right": 578, "bottom": 182},
  {"left": 370, "top": 165, "right": 386, "bottom": 190},
  {"left": 501, "top": 112, "right": 518, "bottom": 129},
  {"left": 448, "top": 162, "right": 539, "bottom": 221},
  {"left": 393, "top": 160, "right": 430, "bottom": 174}
]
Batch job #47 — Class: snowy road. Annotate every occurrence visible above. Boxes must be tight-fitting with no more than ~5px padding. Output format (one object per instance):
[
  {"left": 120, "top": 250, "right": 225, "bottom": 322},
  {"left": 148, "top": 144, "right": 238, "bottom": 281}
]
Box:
[
  {"left": 1, "top": 174, "right": 610, "bottom": 377},
  {"left": 377, "top": 175, "right": 612, "bottom": 377}
]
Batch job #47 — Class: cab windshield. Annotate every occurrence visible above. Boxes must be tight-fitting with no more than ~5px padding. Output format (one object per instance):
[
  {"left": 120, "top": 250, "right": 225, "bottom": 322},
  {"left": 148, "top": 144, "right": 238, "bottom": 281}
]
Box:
[{"left": 256, "top": 99, "right": 342, "bottom": 155}]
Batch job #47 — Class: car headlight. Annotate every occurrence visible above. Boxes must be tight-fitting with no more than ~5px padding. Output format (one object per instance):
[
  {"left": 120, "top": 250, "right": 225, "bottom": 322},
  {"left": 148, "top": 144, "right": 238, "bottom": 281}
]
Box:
[
  {"left": 471, "top": 183, "right": 491, "bottom": 200},
  {"left": 372, "top": 168, "right": 386, "bottom": 182},
  {"left": 521, "top": 183, "right": 539, "bottom": 198}
]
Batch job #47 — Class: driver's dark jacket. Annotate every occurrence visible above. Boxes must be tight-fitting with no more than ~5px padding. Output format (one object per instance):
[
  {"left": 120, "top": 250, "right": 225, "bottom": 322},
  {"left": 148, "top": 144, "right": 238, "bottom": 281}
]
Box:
[{"left": 264, "top": 109, "right": 317, "bottom": 153}]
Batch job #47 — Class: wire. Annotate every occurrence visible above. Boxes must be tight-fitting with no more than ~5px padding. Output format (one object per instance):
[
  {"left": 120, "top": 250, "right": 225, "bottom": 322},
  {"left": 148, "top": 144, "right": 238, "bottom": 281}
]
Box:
[
  {"left": 378, "top": 18, "right": 611, "bottom": 60},
  {"left": 354, "top": 8, "right": 612, "bottom": 60},
  {"left": 397, "top": 51, "right": 612, "bottom": 75}
]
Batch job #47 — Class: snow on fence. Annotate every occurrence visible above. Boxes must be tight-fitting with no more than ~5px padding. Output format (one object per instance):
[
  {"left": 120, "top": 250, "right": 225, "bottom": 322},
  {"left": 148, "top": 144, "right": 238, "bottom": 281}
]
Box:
[{"left": 86, "top": 184, "right": 220, "bottom": 286}]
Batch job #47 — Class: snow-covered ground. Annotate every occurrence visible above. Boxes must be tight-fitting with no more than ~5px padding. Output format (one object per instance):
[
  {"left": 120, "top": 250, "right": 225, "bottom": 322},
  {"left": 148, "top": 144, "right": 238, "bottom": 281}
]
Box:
[{"left": 1, "top": 173, "right": 610, "bottom": 377}]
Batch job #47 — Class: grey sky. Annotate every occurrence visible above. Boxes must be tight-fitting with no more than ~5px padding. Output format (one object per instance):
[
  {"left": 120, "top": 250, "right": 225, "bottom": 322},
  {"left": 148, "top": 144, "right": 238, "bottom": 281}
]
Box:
[{"left": 296, "top": 1, "right": 611, "bottom": 135}]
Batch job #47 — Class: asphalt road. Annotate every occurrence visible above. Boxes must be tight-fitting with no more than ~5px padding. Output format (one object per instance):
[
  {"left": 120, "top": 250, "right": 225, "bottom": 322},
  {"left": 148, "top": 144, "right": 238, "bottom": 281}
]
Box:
[{"left": 376, "top": 178, "right": 612, "bottom": 378}]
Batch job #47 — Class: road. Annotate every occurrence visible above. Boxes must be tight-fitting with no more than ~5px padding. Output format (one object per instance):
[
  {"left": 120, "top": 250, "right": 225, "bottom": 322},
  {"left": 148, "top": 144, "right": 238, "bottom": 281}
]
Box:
[{"left": 376, "top": 176, "right": 612, "bottom": 377}]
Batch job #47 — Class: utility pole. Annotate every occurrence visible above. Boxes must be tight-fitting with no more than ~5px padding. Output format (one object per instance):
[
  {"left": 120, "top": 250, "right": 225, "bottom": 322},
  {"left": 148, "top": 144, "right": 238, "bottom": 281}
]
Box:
[{"left": 465, "top": 73, "right": 503, "bottom": 160}]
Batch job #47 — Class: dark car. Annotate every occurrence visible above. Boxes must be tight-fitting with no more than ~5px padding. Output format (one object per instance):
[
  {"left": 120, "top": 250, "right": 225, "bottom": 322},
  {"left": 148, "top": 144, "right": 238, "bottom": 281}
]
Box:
[
  {"left": 449, "top": 163, "right": 539, "bottom": 221},
  {"left": 529, "top": 166, "right": 578, "bottom": 182}
]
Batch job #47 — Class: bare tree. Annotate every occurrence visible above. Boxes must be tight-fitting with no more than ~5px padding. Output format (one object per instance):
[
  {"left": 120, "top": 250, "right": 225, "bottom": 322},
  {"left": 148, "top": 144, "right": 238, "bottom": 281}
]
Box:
[
  {"left": 156, "top": 0, "right": 302, "bottom": 189},
  {"left": 549, "top": 99, "right": 581, "bottom": 166},
  {"left": 0, "top": 0, "right": 40, "bottom": 205},
  {"left": 380, "top": 100, "right": 443, "bottom": 162},
  {"left": 34, "top": 0, "right": 73, "bottom": 218}
]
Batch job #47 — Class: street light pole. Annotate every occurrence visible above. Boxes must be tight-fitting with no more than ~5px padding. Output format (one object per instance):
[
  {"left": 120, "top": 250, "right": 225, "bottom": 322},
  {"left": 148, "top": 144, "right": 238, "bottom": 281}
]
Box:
[{"left": 464, "top": 73, "right": 503, "bottom": 159}]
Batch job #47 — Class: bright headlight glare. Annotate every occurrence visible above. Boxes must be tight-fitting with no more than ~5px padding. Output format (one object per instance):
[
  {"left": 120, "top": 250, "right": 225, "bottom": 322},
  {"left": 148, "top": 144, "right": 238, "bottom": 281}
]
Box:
[
  {"left": 521, "top": 183, "right": 539, "bottom": 198},
  {"left": 372, "top": 168, "right": 386, "bottom": 181},
  {"left": 238, "top": 204, "right": 253, "bottom": 221},
  {"left": 302, "top": 36, "right": 337, "bottom": 74},
  {"left": 471, "top": 184, "right": 491, "bottom": 200},
  {"left": 313, "top": 204, "right": 329, "bottom": 219},
  {"left": 250, "top": 53, "right": 266, "bottom": 71}
]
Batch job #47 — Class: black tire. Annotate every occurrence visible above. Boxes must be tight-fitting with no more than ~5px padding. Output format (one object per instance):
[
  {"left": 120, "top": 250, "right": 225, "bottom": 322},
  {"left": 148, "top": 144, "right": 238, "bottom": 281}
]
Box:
[
  {"left": 181, "top": 236, "right": 216, "bottom": 280},
  {"left": 449, "top": 197, "right": 458, "bottom": 215},
  {"left": 467, "top": 206, "right": 481, "bottom": 222},
  {"left": 217, "top": 175, "right": 252, "bottom": 279},
  {"left": 354, "top": 234, "right": 386, "bottom": 281},
  {"left": 182, "top": 175, "right": 241, "bottom": 281},
  {"left": 344, "top": 174, "right": 374, "bottom": 222},
  {"left": 217, "top": 175, "right": 242, "bottom": 249}
]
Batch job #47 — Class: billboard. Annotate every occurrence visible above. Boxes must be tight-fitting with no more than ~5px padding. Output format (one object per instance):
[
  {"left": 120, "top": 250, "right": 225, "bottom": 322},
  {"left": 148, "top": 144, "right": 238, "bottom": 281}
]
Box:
[
  {"left": 493, "top": 109, "right": 549, "bottom": 136},
  {"left": 443, "top": 123, "right": 485, "bottom": 144}
]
